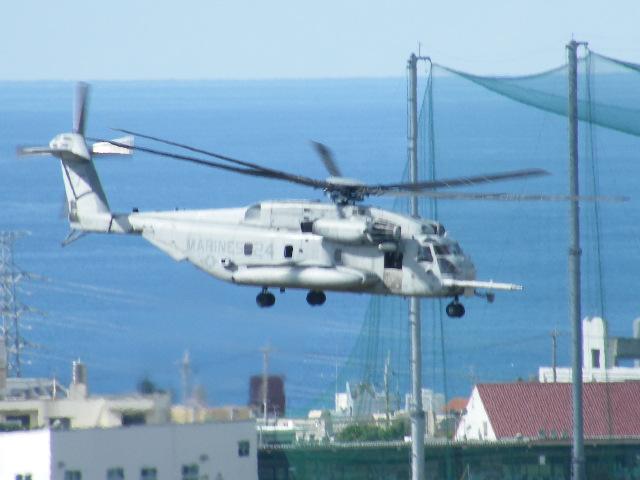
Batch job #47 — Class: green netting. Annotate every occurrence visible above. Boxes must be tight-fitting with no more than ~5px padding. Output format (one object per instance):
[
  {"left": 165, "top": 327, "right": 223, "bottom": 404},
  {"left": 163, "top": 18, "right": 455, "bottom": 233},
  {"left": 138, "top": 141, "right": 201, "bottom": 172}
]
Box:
[
  {"left": 327, "top": 49, "right": 640, "bottom": 423},
  {"left": 289, "top": 49, "right": 640, "bottom": 477},
  {"left": 436, "top": 51, "right": 640, "bottom": 137}
]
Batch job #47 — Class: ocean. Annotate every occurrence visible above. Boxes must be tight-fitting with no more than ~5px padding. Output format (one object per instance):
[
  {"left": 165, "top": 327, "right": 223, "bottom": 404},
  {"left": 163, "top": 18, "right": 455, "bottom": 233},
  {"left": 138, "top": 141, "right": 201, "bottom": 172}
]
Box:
[{"left": 1, "top": 78, "right": 639, "bottom": 413}]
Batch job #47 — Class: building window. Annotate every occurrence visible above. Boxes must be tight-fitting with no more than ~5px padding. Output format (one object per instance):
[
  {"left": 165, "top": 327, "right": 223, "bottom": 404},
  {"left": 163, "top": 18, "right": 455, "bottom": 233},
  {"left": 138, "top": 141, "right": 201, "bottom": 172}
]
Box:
[
  {"left": 140, "top": 467, "right": 157, "bottom": 480},
  {"left": 238, "top": 440, "right": 250, "bottom": 457},
  {"left": 5, "top": 414, "right": 30, "bottom": 429},
  {"left": 122, "top": 412, "right": 146, "bottom": 426},
  {"left": 483, "top": 421, "right": 488, "bottom": 437},
  {"left": 284, "top": 245, "right": 293, "bottom": 258},
  {"left": 244, "top": 243, "right": 253, "bottom": 255},
  {"left": 107, "top": 467, "right": 124, "bottom": 480},
  {"left": 15, "top": 475, "right": 32, "bottom": 480},
  {"left": 334, "top": 249, "right": 342, "bottom": 264},
  {"left": 181, "top": 464, "right": 199, "bottom": 480},
  {"left": 64, "top": 471, "right": 82, "bottom": 480},
  {"left": 591, "top": 349, "right": 601, "bottom": 368}
]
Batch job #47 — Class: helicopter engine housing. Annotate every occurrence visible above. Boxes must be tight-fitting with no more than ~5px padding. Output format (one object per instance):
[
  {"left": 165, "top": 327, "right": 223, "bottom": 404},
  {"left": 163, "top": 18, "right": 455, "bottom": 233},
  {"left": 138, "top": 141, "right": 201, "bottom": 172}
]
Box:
[{"left": 312, "top": 218, "right": 369, "bottom": 243}]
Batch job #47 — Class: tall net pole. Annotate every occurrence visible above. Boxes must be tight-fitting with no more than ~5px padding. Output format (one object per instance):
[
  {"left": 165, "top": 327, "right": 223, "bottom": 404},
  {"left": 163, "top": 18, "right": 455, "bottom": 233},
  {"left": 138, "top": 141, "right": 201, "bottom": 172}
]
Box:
[
  {"left": 567, "top": 39, "right": 585, "bottom": 480},
  {"left": 408, "top": 52, "right": 425, "bottom": 480}
]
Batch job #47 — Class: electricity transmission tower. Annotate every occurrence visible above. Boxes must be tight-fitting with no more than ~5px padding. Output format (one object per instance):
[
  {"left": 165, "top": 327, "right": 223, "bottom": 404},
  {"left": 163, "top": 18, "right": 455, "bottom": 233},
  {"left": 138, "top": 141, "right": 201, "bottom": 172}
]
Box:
[{"left": 0, "top": 231, "right": 35, "bottom": 377}]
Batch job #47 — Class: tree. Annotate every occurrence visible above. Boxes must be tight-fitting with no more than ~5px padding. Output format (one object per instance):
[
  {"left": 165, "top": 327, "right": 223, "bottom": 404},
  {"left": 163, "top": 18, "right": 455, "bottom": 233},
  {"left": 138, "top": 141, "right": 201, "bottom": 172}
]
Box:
[
  {"left": 136, "top": 376, "right": 165, "bottom": 395},
  {"left": 336, "top": 419, "right": 408, "bottom": 442}
]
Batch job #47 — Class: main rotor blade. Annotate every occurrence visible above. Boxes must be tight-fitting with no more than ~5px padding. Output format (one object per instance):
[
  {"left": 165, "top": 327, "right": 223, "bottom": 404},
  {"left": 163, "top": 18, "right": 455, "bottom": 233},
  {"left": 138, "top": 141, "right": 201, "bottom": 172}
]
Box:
[
  {"left": 363, "top": 168, "right": 550, "bottom": 195},
  {"left": 106, "top": 131, "right": 561, "bottom": 202},
  {"left": 310, "top": 141, "right": 342, "bottom": 177},
  {"left": 89, "top": 137, "right": 330, "bottom": 188},
  {"left": 112, "top": 128, "right": 329, "bottom": 189},
  {"left": 73, "top": 82, "right": 89, "bottom": 135},
  {"left": 385, "top": 190, "right": 628, "bottom": 202}
]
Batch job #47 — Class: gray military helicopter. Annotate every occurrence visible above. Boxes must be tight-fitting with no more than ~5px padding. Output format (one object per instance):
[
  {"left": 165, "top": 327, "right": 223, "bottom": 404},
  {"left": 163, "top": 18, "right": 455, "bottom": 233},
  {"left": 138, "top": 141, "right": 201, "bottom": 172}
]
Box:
[{"left": 20, "top": 83, "right": 556, "bottom": 317}]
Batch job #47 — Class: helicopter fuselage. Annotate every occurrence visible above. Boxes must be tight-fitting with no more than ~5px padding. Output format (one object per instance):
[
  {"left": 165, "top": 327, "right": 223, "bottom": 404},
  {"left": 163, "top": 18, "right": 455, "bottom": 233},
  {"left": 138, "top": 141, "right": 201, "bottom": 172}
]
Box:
[{"left": 124, "top": 200, "right": 477, "bottom": 299}]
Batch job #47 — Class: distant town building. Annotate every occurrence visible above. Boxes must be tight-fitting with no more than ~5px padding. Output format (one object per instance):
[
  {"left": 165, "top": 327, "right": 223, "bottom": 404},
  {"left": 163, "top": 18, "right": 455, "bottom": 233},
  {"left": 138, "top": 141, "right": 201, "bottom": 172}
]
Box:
[
  {"left": 0, "top": 360, "right": 171, "bottom": 430},
  {"left": 405, "top": 388, "right": 445, "bottom": 437},
  {"left": 334, "top": 381, "right": 400, "bottom": 420},
  {"left": 0, "top": 421, "right": 257, "bottom": 480},
  {"left": 455, "top": 382, "right": 640, "bottom": 441},
  {"left": 444, "top": 397, "right": 468, "bottom": 417},
  {"left": 333, "top": 383, "right": 447, "bottom": 437},
  {"left": 172, "top": 404, "right": 253, "bottom": 424},
  {"left": 249, "top": 375, "right": 285, "bottom": 418},
  {"left": 539, "top": 317, "right": 640, "bottom": 383}
]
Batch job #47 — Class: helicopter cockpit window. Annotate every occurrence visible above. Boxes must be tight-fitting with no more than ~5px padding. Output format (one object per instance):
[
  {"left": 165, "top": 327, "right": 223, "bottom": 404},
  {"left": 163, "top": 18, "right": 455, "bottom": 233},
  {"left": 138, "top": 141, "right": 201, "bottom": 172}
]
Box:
[
  {"left": 244, "top": 243, "right": 253, "bottom": 256},
  {"left": 421, "top": 224, "right": 436, "bottom": 235},
  {"left": 284, "top": 245, "right": 293, "bottom": 258},
  {"left": 438, "top": 258, "right": 457, "bottom": 274},
  {"left": 417, "top": 246, "right": 433, "bottom": 263},
  {"left": 434, "top": 243, "right": 462, "bottom": 256}
]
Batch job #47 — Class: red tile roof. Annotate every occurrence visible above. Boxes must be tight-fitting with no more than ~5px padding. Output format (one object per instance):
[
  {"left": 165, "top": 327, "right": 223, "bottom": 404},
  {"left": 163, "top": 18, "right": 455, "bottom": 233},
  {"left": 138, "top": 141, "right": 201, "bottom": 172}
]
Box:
[
  {"left": 445, "top": 397, "right": 468, "bottom": 414},
  {"left": 477, "top": 382, "right": 640, "bottom": 439}
]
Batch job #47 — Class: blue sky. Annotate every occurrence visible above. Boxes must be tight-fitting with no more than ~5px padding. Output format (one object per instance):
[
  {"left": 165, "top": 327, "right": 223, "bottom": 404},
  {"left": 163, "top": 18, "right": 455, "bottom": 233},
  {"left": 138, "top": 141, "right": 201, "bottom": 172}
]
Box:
[{"left": 2, "top": 0, "right": 640, "bottom": 80}]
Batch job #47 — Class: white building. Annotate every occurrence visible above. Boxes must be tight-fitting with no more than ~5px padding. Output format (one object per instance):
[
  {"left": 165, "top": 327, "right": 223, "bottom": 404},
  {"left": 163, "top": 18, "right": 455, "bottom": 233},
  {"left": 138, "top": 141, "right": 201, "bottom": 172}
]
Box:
[
  {"left": 539, "top": 316, "right": 640, "bottom": 383},
  {"left": 0, "top": 420, "right": 258, "bottom": 480}
]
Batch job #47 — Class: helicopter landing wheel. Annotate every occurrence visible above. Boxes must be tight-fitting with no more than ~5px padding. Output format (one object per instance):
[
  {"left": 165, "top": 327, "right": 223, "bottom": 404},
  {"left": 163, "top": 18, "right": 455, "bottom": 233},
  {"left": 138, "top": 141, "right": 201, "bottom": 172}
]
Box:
[
  {"left": 306, "top": 290, "right": 326, "bottom": 306},
  {"left": 445, "top": 297, "right": 465, "bottom": 318},
  {"left": 256, "top": 288, "right": 276, "bottom": 308}
]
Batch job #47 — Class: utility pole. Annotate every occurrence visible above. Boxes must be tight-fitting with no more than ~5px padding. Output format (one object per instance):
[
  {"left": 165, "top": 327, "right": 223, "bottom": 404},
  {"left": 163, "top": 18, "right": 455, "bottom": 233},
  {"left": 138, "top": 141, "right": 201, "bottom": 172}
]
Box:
[
  {"left": 551, "top": 329, "right": 558, "bottom": 382},
  {"left": 384, "top": 351, "right": 391, "bottom": 427},
  {"left": 408, "top": 52, "right": 429, "bottom": 480},
  {"left": 260, "top": 343, "right": 272, "bottom": 424},
  {"left": 567, "top": 39, "right": 586, "bottom": 480},
  {"left": 0, "top": 231, "right": 32, "bottom": 378},
  {"left": 180, "top": 350, "right": 192, "bottom": 405}
]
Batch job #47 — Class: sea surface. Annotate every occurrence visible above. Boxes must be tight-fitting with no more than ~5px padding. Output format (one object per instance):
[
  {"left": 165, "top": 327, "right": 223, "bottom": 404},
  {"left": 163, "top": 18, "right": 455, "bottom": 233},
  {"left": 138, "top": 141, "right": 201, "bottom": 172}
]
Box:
[{"left": 1, "top": 78, "right": 639, "bottom": 414}]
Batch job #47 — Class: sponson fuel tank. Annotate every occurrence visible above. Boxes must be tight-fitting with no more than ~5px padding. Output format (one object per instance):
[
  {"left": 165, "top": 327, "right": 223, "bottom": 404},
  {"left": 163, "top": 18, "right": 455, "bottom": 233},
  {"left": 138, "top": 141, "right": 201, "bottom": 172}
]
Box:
[{"left": 232, "top": 265, "right": 378, "bottom": 290}]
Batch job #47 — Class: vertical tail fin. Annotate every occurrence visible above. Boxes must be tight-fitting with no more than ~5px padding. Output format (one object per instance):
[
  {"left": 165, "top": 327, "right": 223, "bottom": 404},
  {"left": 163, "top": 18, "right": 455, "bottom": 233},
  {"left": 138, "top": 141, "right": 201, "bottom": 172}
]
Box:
[
  {"left": 18, "top": 83, "right": 134, "bottom": 235},
  {"left": 58, "top": 142, "right": 113, "bottom": 232}
]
